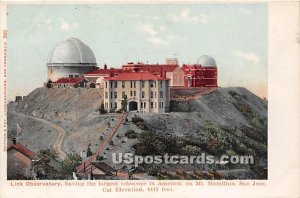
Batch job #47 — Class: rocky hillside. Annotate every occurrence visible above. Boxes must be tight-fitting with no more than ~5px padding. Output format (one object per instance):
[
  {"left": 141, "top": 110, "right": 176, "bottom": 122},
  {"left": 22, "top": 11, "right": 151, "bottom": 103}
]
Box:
[
  {"left": 103, "top": 87, "right": 268, "bottom": 179},
  {"left": 8, "top": 87, "right": 119, "bottom": 154},
  {"left": 8, "top": 87, "right": 268, "bottom": 179}
]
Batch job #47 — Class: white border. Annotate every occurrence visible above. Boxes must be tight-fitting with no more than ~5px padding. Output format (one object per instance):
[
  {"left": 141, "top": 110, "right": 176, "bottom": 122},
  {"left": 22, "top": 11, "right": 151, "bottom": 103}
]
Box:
[{"left": 0, "top": 1, "right": 299, "bottom": 198}]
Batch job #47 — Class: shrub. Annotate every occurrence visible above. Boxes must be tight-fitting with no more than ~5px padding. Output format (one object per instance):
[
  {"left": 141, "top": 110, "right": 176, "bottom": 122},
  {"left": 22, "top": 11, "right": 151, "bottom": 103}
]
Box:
[
  {"left": 181, "top": 145, "right": 201, "bottom": 155},
  {"left": 115, "top": 109, "right": 122, "bottom": 113},
  {"left": 198, "top": 122, "right": 231, "bottom": 155},
  {"left": 136, "top": 122, "right": 148, "bottom": 130},
  {"left": 132, "top": 116, "right": 144, "bottom": 124},
  {"left": 147, "top": 165, "right": 161, "bottom": 176},
  {"left": 134, "top": 131, "right": 179, "bottom": 155},
  {"left": 170, "top": 101, "right": 194, "bottom": 112},
  {"left": 99, "top": 103, "right": 107, "bottom": 114},
  {"left": 125, "top": 130, "right": 139, "bottom": 139},
  {"left": 225, "top": 149, "right": 236, "bottom": 157},
  {"left": 46, "top": 80, "right": 52, "bottom": 89}
]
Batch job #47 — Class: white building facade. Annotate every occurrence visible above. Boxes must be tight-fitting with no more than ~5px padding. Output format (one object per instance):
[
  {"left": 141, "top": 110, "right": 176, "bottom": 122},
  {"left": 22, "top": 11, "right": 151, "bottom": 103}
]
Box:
[{"left": 103, "top": 72, "right": 170, "bottom": 113}]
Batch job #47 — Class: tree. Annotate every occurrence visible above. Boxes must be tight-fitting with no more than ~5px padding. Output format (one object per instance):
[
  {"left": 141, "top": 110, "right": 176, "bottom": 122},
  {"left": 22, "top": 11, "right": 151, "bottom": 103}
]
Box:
[
  {"left": 87, "top": 144, "right": 93, "bottom": 157},
  {"left": 121, "top": 94, "right": 128, "bottom": 112},
  {"left": 99, "top": 103, "right": 107, "bottom": 114},
  {"left": 58, "top": 153, "right": 82, "bottom": 179},
  {"left": 46, "top": 80, "right": 52, "bottom": 89},
  {"left": 32, "top": 149, "right": 58, "bottom": 179}
]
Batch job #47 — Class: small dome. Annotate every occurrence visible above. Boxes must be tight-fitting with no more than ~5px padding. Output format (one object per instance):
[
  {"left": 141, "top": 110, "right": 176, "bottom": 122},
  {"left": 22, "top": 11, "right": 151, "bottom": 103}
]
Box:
[
  {"left": 197, "top": 55, "right": 216, "bottom": 67},
  {"left": 47, "top": 38, "right": 96, "bottom": 64}
]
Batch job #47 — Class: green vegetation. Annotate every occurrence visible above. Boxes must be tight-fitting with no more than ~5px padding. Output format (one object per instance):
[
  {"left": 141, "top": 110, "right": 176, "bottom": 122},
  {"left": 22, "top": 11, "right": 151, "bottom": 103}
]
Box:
[
  {"left": 181, "top": 145, "right": 201, "bottom": 155},
  {"left": 46, "top": 80, "right": 52, "bottom": 89},
  {"left": 58, "top": 153, "right": 82, "bottom": 180},
  {"left": 198, "top": 122, "right": 231, "bottom": 155},
  {"left": 125, "top": 130, "right": 139, "bottom": 139},
  {"left": 131, "top": 116, "right": 144, "bottom": 124},
  {"left": 134, "top": 131, "right": 179, "bottom": 155},
  {"left": 170, "top": 101, "right": 195, "bottom": 112},
  {"left": 121, "top": 94, "right": 128, "bottom": 112},
  {"left": 229, "top": 90, "right": 267, "bottom": 132},
  {"left": 262, "top": 97, "right": 268, "bottom": 110},
  {"left": 32, "top": 149, "right": 58, "bottom": 180},
  {"left": 99, "top": 103, "right": 107, "bottom": 114},
  {"left": 132, "top": 116, "right": 148, "bottom": 130}
]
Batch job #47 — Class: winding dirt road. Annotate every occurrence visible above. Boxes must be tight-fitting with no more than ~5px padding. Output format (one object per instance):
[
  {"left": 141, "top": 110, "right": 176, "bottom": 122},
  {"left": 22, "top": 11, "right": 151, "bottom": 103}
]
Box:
[{"left": 10, "top": 110, "right": 67, "bottom": 159}]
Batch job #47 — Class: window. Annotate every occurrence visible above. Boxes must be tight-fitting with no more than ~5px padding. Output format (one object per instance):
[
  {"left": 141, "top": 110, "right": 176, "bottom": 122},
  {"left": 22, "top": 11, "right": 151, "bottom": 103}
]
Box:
[
  {"left": 114, "top": 81, "right": 117, "bottom": 88},
  {"left": 142, "top": 91, "right": 145, "bottom": 98},
  {"left": 122, "top": 91, "right": 125, "bottom": 97},
  {"left": 134, "top": 81, "right": 136, "bottom": 88},
  {"left": 150, "top": 81, "right": 153, "bottom": 88},
  {"left": 134, "top": 91, "right": 136, "bottom": 97},
  {"left": 75, "top": 75, "right": 79, "bottom": 78},
  {"left": 160, "top": 81, "right": 163, "bottom": 88},
  {"left": 130, "top": 91, "right": 133, "bottom": 97},
  {"left": 110, "top": 102, "right": 113, "bottom": 109},
  {"left": 141, "top": 81, "right": 145, "bottom": 88},
  {"left": 162, "top": 102, "right": 163, "bottom": 108},
  {"left": 110, "top": 92, "right": 112, "bottom": 98},
  {"left": 141, "top": 102, "right": 143, "bottom": 108},
  {"left": 150, "top": 91, "right": 153, "bottom": 98},
  {"left": 159, "top": 91, "right": 163, "bottom": 98},
  {"left": 105, "top": 92, "right": 108, "bottom": 99},
  {"left": 122, "top": 81, "right": 125, "bottom": 88},
  {"left": 110, "top": 81, "right": 113, "bottom": 88},
  {"left": 159, "top": 102, "right": 161, "bottom": 108},
  {"left": 69, "top": 74, "right": 73, "bottom": 78},
  {"left": 151, "top": 102, "right": 153, "bottom": 108},
  {"left": 130, "top": 81, "right": 133, "bottom": 88},
  {"left": 115, "top": 102, "right": 117, "bottom": 109},
  {"left": 114, "top": 92, "right": 117, "bottom": 99},
  {"left": 144, "top": 102, "right": 146, "bottom": 108}
]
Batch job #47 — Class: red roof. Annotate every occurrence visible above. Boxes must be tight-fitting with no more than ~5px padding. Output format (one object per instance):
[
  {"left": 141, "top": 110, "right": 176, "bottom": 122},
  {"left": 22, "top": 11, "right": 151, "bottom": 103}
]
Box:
[
  {"left": 7, "top": 143, "right": 36, "bottom": 160},
  {"left": 84, "top": 68, "right": 123, "bottom": 76},
  {"left": 76, "top": 161, "right": 116, "bottom": 174},
  {"left": 104, "top": 72, "right": 169, "bottom": 81},
  {"left": 77, "top": 161, "right": 92, "bottom": 173},
  {"left": 123, "top": 64, "right": 179, "bottom": 73},
  {"left": 53, "top": 77, "right": 85, "bottom": 84}
]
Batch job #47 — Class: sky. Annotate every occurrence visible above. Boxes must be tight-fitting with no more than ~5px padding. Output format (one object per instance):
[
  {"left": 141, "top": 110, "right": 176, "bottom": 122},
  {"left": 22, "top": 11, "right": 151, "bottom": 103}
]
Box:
[{"left": 7, "top": 3, "right": 268, "bottom": 101}]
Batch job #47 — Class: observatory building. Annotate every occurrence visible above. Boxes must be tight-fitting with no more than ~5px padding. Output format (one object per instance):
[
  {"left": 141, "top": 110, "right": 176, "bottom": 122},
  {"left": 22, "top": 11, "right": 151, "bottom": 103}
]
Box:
[
  {"left": 182, "top": 55, "right": 218, "bottom": 87},
  {"left": 47, "top": 38, "right": 97, "bottom": 82}
]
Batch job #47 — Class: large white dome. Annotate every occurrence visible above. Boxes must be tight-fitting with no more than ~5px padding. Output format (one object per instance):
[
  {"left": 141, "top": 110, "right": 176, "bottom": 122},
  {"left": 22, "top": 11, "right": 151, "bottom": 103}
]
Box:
[
  {"left": 47, "top": 38, "right": 96, "bottom": 64},
  {"left": 197, "top": 55, "right": 216, "bottom": 67}
]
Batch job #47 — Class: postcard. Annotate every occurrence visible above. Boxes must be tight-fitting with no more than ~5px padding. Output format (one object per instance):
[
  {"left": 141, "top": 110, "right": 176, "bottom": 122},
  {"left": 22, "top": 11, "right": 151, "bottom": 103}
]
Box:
[{"left": 0, "top": 1, "right": 299, "bottom": 198}]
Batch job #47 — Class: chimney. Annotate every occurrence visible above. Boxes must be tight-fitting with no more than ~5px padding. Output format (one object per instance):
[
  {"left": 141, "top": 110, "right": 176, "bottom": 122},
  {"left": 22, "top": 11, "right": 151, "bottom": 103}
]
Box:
[{"left": 12, "top": 138, "right": 16, "bottom": 145}]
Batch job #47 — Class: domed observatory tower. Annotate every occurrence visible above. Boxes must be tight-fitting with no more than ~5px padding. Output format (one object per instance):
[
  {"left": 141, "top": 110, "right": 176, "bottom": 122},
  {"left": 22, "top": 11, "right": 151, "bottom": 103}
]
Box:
[
  {"left": 182, "top": 55, "right": 218, "bottom": 87},
  {"left": 197, "top": 55, "right": 217, "bottom": 67},
  {"left": 197, "top": 55, "right": 218, "bottom": 87},
  {"left": 47, "top": 38, "right": 97, "bottom": 82}
]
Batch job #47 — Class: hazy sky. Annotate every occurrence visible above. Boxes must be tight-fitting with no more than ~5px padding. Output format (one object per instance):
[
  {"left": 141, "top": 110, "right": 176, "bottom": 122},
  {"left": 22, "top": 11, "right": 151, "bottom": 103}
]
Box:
[{"left": 7, "top": 3, "right": 267, "bottom": 100}]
